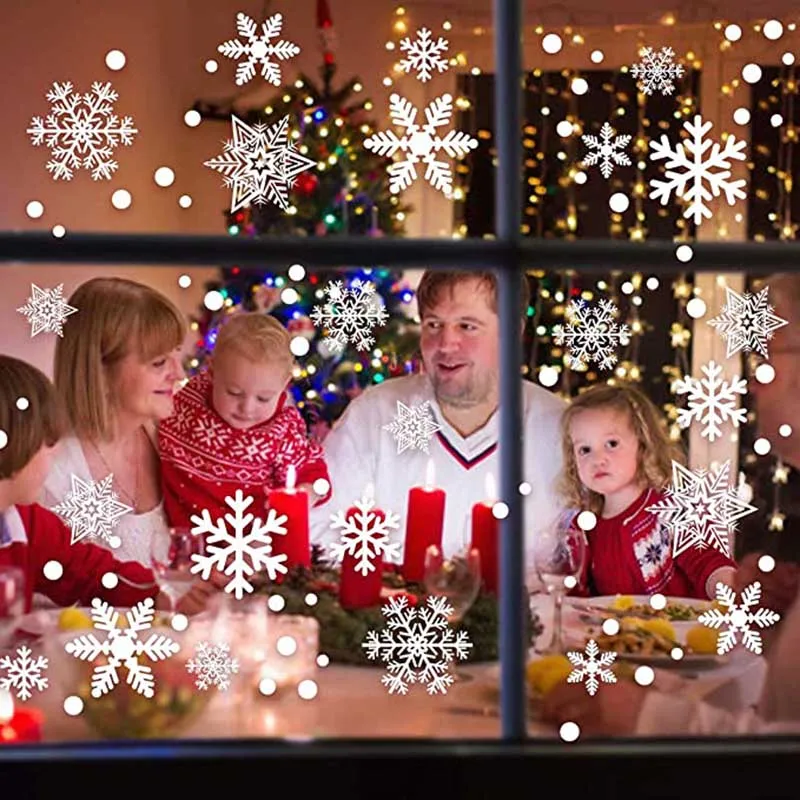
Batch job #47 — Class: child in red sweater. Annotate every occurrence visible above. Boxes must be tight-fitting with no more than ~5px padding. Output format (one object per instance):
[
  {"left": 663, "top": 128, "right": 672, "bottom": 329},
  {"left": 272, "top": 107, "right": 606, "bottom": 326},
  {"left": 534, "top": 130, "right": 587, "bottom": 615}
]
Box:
[{"left": 558, "top": 383, "right": 737, "bottom": 599}]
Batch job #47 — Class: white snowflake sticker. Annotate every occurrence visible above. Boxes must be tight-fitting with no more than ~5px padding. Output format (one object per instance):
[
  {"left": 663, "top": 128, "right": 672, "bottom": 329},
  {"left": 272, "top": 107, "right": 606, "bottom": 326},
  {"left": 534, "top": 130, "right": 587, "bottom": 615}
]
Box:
[
  {"left": 399, "top": 27, "right": 450, "bottom": 83},
  {"left": 51, "top": 474, "right": 132, "bottom": 549},
  {"left": 363, "top": 595, "right": 473, "bottom": 695},
  {"left": 204, "top": 114, "right": 316, "bottom": 213},
  {"left": 708, "top": 285, "right": 789, "bottom": 359},
  {"left": 566, "top": 640, "right": 617, "bottom": 696},
  {"left": 581, "top": 122, "right": 632, "bottom": 179},
  {"left": 327, "top": 494, "right": 402, "bottom": 576},
  {"left": 217, "top": 11, "right": 300, "bottom": 87},
  {"left": 673, "top": 360, "right": 747, "bottom": 442},
  {"left": 364, "top": 93, "right": 478, "bottom": 197},
  {"left": 698, "top": 582, "right": 780, "bottom": 655},
  {"left": 190, "top": 490, "right": 289, "bottom": 600},
  {"left": 27, "top": 81, "right": 138, "bottom": 180},
  {"left": 17, "top": 283, "right": 78, "bottom": 338},
  {"left": 647, "top": 460, "right": 757, "bottom": 558},
  {"left": 310, "top": 279, "right": 389, "bottom": 354},
  {"left": 64, "top": 598, "right": 180, "bottom": 698},
  {"left": 382, "top": 401, "right": 442, "bottom": 455},
  {"left": 630, "top": 46, "right": 685, "bottom": 96},
  {"left": 552, "top": 298, "right": 631, "bottom": 370},
  {"left": 0, "top": 645, "right": 49, "bottom": 701},
  {"left": 649, "top": 115, "right": 747, "bottom": 225},
  {"left": 186, "top": 641, "right": 239, "bottom": 691}
]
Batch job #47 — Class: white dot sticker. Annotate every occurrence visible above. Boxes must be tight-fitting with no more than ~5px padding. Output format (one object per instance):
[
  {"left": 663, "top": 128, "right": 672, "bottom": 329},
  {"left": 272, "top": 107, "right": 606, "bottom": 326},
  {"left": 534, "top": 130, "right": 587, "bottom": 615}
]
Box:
[
  {"left": 154, "top": 167, "right": 175, "bottom": 187},
  {"left": 204, "top": 59, "right": 219, "bottom": 73},
  {"left": 733, "top": 107, "right": 751, "bottom": 126},
  {"left": 101, "top": 572, "right": 118, "bottom": 589},
  {"left": 288, "top": 263, "right": 307, "bottom": 281},
  {"left": 277, "top": 635, "right": 298, "bottom": 656},
  {"left": 576, "top": 511, "right": 597, "bottom": 532},
  {"left": 754, "top": 437, "right": 772, "bottom": 456},
  {"left": 305, "top": 593, "right": 319, "bottom": 607},
  {"left": 492, "top": 502, "right": 509, "bottom": 520},
  {"left": 317, "top": 654, "right": 330, "bottom": 668},
  {"left": 268, "top": 594, "right": 286, "bottom": 613},
  {"left": 590, "top": 50, "right": 604, "bottom": 64},
  {"left": 758, "top": 555, "right": 776, "bottom": 573},
  {"left": 16, "top": 397, "right": 30, "bottom": 411},
  {"left": 560, "top": 721, "right": 580, "bottom": 742},
  {"left": 556, "top": 120, "right": 574, "bottom": 138},
  {"left": 570, "top": 77, "right": 589, "bottom": 96},
  {"left": 111, "top": 189, "right": 132, "bottom": 210},
  {"left": 63, "top": 695, "right": 84, "bottom": 716},
  {"left": 313, "top": 478, "right": 331, "bottom": 497},
  {"left": 43, "top": 560, "right": 63, "bottom": 581},
  {"left": 178, "top": 274, "right": 192, "bottom": 289},
  {"left": 290, "top": 336, "right": 311, "bottom": 357},
  {"left": 184, "top": 109, "right": 202, "bottom": 128},
  {"left": 609, "top": 193, "right": 630, "bottom": 213},
  {"left": 538, "top": 365, "right": 559, "bottom": 388},
  {"left": 763, "top": 19, "right": 784, "bottom": 40},
  {"left": 52, "top": 225, "right": 66, "bottom": 238},
  {"left": 779, "top": 424, "right": 792, "bottom": 438},
  {"left": 742, "top": 63, "right": 762, "bottom": 84},
  {"left": 178, "top": 194, "right": 193, "bottom": 209},
  {"left": 675, "top": 244, "right": 694, "bottom": 263},
  {"left": 518, "top": 482, "right": 532, "bottom": 496},
  {"left": 650, "top": 593, "right": 667, "bottom": 611},
  {"left": 0, "top": 430, "right": 7, "bottom": 450},
  {"left": 563, "top": 575, "right": 577, "bottom": 590},
  {"left": 108, "top": 535, "right": 121, "bottom": 549},
  {"left": 755, "top": 364, "right": 775, "bottom": 385},
  {"left": 671, "top": 646, "right": 684, "bottom": 661},
  {"left": 105, "top": 50, "right": 127, "bottom": 70},
  {"left": 724, "top": 24, "right": 742, "bottom": 42},
  {"left": 171, "top": 613, "right": 189, "bottom": 632},
  {"left": 634, "top": 665, "right": 655, "bottom": 686},
  {"left": 26, "top": 200, "right": 45, "bottom": 219},
  {"left": 542, "top": 33, "right": 563, "bottom": 54},
  {"left": 259, "top": 677, "right": 277, "bottom": 696},
  {"left": 297, "top": 679, "right": 318, "bottom": 700},
  {"left": 686, "top": 297, "right": 707, "bottom": 319},
  {"left": 602, "top": 618, "right": 620, "bottom": 635},
  {"left": 204, "top": 290, "right": 225, "bottom": 312}
]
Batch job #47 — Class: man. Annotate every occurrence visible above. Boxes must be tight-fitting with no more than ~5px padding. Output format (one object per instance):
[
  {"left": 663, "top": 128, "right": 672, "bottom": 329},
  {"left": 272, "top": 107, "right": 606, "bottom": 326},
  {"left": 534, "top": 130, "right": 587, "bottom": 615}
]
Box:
[
  {"left": 309, "top": 270, "right": 567, "bottom": 574},
  {"left": 541, "top": 272, "right": 800, "bottom": 736}
]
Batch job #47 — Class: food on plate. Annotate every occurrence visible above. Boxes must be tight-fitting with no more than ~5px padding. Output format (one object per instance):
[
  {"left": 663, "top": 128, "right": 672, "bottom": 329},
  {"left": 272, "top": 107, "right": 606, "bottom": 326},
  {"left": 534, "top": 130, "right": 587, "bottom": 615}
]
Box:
[
  {"left": 58, "top": 608, "right": 93, "bottom": 631},
  {"left": 526, "top": 655, "right": 574, "bottom": 696},
  {"left": 608, "top": 598, "right": 706, "bottom": 622},
  {"left": 611, "top": 595, "right": 636, "bottom": 611},
  {"left": 594, "top": 619, "right": 679, "bottom": 656},
  {"left": 638, "top": 617, "right": 677, "bottom": 641},
  {"left": 685, "top": 625, "right": 719, "bottom": 655}
]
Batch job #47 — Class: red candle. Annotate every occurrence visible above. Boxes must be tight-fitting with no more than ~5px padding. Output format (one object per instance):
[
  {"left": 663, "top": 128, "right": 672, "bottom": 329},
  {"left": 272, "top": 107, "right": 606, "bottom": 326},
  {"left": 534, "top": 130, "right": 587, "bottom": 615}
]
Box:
[
  {"left": 471, "top": 473, "right": 499, "bottom": 595},
  {"left": 268, "top": 465, "right": 311, "bottom": 570},
  {"left": 339, "top": 485, "right": 385, "bottom": 609},
  {"left": 402, "top": 459, "right": 445, "bottom": 583},
  {"left": 0, "top": 691, "right": 42, "bottom": 744}
]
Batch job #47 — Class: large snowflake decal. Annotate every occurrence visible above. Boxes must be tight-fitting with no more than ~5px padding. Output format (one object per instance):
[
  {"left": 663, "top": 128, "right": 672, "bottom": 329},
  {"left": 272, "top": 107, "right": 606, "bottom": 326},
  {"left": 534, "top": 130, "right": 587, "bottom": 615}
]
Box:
[
  {"left": 552, "top": 298, "right": 631, "bottom": 370},
  {"left": 310, "top": 279, "right": 389, "bottom": 354},
  {"left": 363, "top": 595, "right": 472, "bottom": 695},
  {"left": 16, "top": 283, "right": 78, "bottom": 338},
  {"left": 217, "top": 11, "right": 300, "bottom": 87},
  {"left": 186, "top": 641, "right": 239, "bottom": 691},
  {"left": 630, "top": 46, "right": 685, "bottom": 96},
  {"left": 364, "top": 93, "right": 478, "bottom": 197},
  {"left": 646, "top": 460, "right": 757, "bottom": 558},
  {"left": 190, "top": 490, "right": 289, "bottom": 600},
  {"left": 581, "top": 122, "right": 632, "bottom": 179},
  {"left": 26, "top": 81, "right": 137, "bottom": 181},
  {"left": 51, "top": 473, "right": 132, "bottom": 549},
  {"left": 673, "top": 360, "right": 747, "bottom": 442},
  {"left": 708, "top": 285, "right": 789, "bottom": 359},
  {"left": 327, "top": 494, "right": 402, "bottom": 576},
  {"left": 566, "top": 640, "right": 617, "bottom": 696},
  {"left": 204, "top": 115, "right": 315, "bottom": 214},
  {"left": 649, "top": 115, "right": 747, "bottom": 225},
  {"left": 0, "top": 646, "right": 49, "bottom": 701},
  {"left": 382, "top": 401, "right": 442, "bottom": 455},
  {"left": 64, "top": 598, "right": 180, "bottom": 698},
  {"left": 698, "top": 582, "right": 780, "bottom": 655},
  {"left": 399, "top": 27, "right": 450, "bottom": 82}
]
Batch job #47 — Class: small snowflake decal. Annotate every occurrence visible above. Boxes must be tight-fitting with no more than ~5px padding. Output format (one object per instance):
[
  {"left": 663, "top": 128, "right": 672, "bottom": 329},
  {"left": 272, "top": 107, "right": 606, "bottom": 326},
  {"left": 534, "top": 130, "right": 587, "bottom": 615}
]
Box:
[
  {"left": 51, "top": 473, "right": 132, "bottom": 549},
  {"left": 698, "top": 582, "right": 780, "bottom": 655},
  {"left": 27, "top": 81, "right": 138, "bottom": 180},
  {"left": 364, "top": 93, "right": 478, "bottom": 197},
  {"left": 552, "top": 298, "right": 631, "bottom": 370},
  {"left": 382, "top": 401, "right": 442, "bottom": 455},
  {"left": 64, "top": 598, "right": 180, "bottom": 698},
  {"left": 647, "top": 460, "right": 757, "bottom": 558},
  {"left": 566, "top": 640, "right": 617, "bottom": 696},
  {"left": 17, "top": 283, "right": 78, "bottom": 338},
  {"left": 204, "top": 114, "right": 315, "bottom": 213},
  {"left": 190, "top": 490, "right": 289, "bottom": 600},
  {"left": 673, "top": 360, "right": 747, "bottom": 442},
  {"left": 649, "top": 115, "right": 747, "bottom": 225},
  {"left": 186, "top": 641, "right": 239, "bottom": 691},
  {"left": 0, "top": 645, "right": 49, "bottom": 701},
  {"left": 708, "top": 285, "right": 789, "bottom": 360},
  {"left": 217, "top": 12, "right": 300, "bottom": 87},
  {"left": 310, "top": 279, "right": 389, "bottom": 354},
  {"left": 581, "top": 122, "right": 632, "bottom": 179},
  {"left": 328, "top": 494, "right": 402, "bottom": 576},
  {"left": 630, "top": 46, "right": 685, "bottom": 96},
  {"left": 399, "top": 27, "right": 450, "bottom": 83},
  {"left": 363, "top": 595, "right": 473, "bottom": 695}
]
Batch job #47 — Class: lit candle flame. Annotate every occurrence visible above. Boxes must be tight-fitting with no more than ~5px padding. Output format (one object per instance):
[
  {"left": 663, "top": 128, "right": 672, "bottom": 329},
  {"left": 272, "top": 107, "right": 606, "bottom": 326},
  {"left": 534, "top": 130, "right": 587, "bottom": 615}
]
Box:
[
  {"left": 0, "top": 690, "right": 13, "bottom": 724},
  {"left": 485, "top": 472, "right": 497, "bottom": 503},
  {"left": 286, "top": 465, "right": 297, "bottom": 491},
  {"left": 424, "top": 459, "right": 436, "bottom": 491}
]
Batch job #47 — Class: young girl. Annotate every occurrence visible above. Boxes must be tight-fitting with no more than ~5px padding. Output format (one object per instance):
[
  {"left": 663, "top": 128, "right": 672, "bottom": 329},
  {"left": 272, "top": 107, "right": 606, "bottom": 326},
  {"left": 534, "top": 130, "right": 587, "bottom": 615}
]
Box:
[{"left": 559, "top": 383, "right": 736, "bottom": 599}]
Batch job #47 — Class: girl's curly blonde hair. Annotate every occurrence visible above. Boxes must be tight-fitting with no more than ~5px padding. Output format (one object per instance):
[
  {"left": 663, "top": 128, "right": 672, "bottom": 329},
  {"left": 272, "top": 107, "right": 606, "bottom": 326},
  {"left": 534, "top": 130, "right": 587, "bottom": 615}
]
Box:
[{"left": 558, "top": 383, "right": 685, "bottom": 515}]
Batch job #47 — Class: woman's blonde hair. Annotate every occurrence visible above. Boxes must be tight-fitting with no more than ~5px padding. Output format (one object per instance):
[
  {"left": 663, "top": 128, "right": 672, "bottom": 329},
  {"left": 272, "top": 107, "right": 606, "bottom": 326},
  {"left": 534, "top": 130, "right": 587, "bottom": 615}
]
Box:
[
  {"left": 558, "top": 383, "right": 685, "bottom": 515},
  {"left": 0, "top": 355, "right": 67, "bottom": 479},
  {"left": 53, "top": 277, "right": 186, "bottom": 440},
  {"left": 212, "top": 313, "right": 294, "bottom": 374}
]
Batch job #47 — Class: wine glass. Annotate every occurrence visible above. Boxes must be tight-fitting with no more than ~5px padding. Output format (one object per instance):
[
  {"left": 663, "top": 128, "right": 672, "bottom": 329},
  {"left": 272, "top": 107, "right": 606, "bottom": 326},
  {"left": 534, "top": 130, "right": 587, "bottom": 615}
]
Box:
[
  {"left": 0, "top": 567, "right": 25, "bottom": 652},
  {"left": 532, "top": 519, "right": 586, "bottom": 654},
  {"left": 151, "top": 528, "right": 205, "bottom": 614}
]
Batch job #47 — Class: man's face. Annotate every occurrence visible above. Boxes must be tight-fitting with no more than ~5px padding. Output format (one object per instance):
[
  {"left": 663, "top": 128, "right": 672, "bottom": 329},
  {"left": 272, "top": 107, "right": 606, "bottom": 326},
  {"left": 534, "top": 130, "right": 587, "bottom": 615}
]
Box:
[{"left": 419, "top": 278, "right": 500, "bottom": 408}]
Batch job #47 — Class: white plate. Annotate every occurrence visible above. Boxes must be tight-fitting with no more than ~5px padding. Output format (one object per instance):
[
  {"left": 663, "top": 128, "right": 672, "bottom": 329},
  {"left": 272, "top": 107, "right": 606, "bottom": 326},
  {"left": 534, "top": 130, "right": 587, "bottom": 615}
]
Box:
[{"left": 569, "top": 595, "right": 711, "bottom": 622}]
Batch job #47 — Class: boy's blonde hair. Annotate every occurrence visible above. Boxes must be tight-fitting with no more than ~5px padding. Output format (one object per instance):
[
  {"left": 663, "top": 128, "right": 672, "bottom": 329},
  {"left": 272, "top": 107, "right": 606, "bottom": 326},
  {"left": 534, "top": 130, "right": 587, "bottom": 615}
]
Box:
[
  {"left": 212, "top": 313, "right": 294, "bottom": 374},
  {"left": 558, "top": 383, "right": 685, "bottom": 515},
  {"left": 53, "top": 277, "right": 186, "bottom": 440},
  {"left": 0, "top": 356, "right": 66, "bottom": 479}
]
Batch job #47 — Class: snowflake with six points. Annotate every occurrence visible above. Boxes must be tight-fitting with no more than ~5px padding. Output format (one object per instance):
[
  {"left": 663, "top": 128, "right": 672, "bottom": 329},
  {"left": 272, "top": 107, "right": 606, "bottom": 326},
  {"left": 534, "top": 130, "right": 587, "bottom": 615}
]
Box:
[
  {"left": 398, "top": 27, "right": 450, "bottom": 82},
  {"left": 630, "top": 46, "right": 685, "bottom": 95},
  {"left": 673, "top": 360, "right": 747, "bottom": 442},
  {"left": 64, "top": 598, "right": 180, "bottom": 699},
  {"left": 698, "top": 582, "right": 780, "bottom": 655},
  {"left": 364, "top": 93, "right": 478, "bottom": 197},
  {"left": 0, "top": 645, "right": 49, "bottom": 701},
  {"left": 581, "top": 122, "right": 632, "bottom": 179},
  {"left": 190, "top": 490, "right": 289, "bottom": 600},
  {"left": 27, "top": 81, "right": 138, "bottom": 180},
  {"left": 186, "top": 641, "right": 239, "bottom": 691},
  {"left": 51, "top": 473, "right": 132, "bottom": 549},
  {"left": 16, "top": 283, "right": 78, "bottom": 338},
  {"left": 649, "top": 114, "right": 747, "bottom": 225},
  {"left": 552, "top": 298, "right": 631, "bottom": 370},
  {"left": 310, "top": 279, "right": 389, "bottom": 354},
  {"left": 382, "top": 401, "right": 442, "bottom": 455},
  {"left": 566, "top": 640, "right": 618, "bottom": 696},
  {"left": 363, "top": 595, "right": 473, "bottom": 695}
]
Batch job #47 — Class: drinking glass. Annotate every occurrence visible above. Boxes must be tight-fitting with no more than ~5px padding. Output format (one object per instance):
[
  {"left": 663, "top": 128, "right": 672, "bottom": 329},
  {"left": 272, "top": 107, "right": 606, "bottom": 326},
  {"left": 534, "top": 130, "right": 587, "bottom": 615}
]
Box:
[
  {"left": 0, "top": 567, "right": 25, "bottom": 651},
  {"left": 151, "top": 528, "right": 205, "bottom": 613}
]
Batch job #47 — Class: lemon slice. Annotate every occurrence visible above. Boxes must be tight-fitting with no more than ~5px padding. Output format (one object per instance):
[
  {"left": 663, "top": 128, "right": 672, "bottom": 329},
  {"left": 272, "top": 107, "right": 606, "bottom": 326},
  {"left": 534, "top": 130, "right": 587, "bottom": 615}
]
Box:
[{"left": 58, "top": 607, "right": 93, "bottom": 631}]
